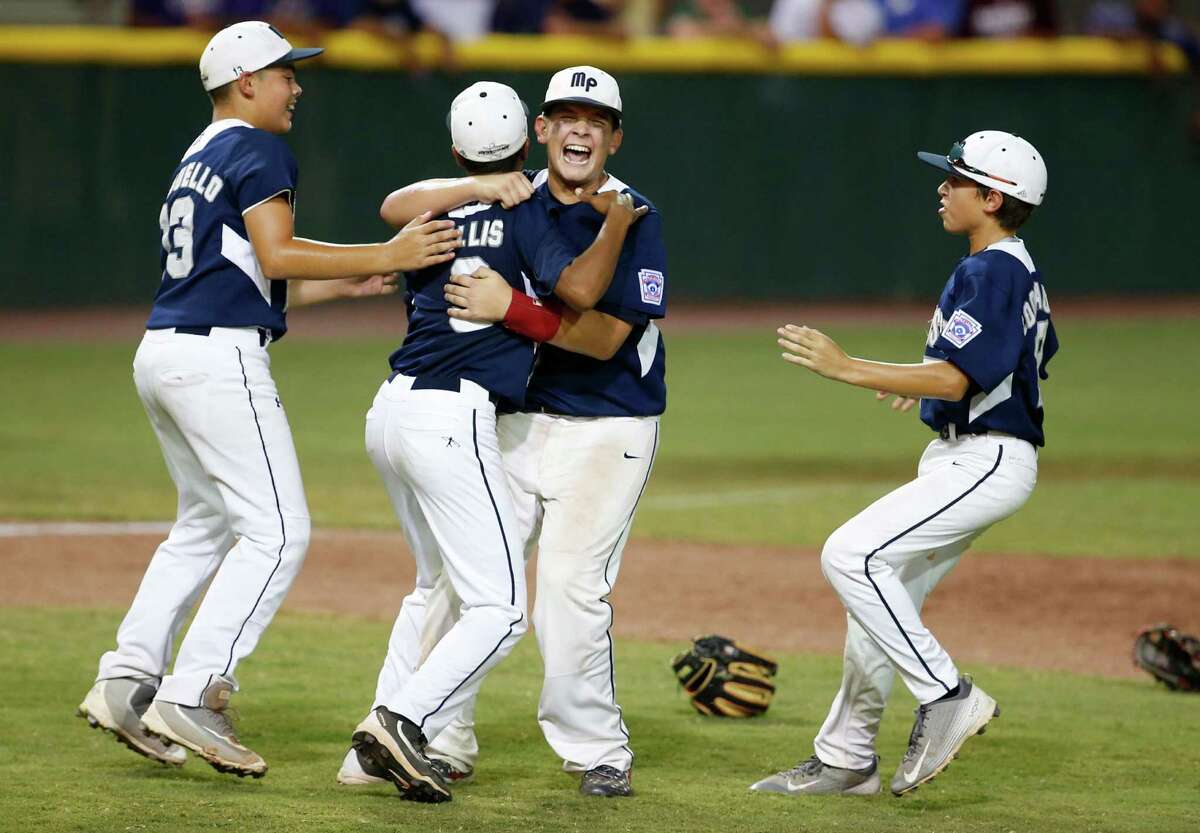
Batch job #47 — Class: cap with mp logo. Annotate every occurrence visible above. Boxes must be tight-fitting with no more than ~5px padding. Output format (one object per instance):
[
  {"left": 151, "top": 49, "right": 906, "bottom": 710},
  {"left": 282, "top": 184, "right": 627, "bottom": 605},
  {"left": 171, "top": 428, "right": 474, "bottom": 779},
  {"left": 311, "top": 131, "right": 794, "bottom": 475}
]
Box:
[{"left": 541, "top": 65, "right": 622, "bottom": 124}]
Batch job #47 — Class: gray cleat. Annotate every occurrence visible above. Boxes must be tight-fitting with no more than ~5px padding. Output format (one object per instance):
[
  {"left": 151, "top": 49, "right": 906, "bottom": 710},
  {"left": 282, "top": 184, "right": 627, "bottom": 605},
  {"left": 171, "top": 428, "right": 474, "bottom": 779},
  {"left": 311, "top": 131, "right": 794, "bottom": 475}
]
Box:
[
  {"left": 77, "top": 677, "right": 187, "bottom": 767},
  {"left": 750, "top": 755, "right": 880, "bottom": 796},
  {"left": 890, "top": 676, "right": 999, "bottom": 796},
  {"left": 141, "top": 679, "right": 267, "bottom": 778},
  {"left": 352, "top": 706, "right": 451, "bottom": 803}
]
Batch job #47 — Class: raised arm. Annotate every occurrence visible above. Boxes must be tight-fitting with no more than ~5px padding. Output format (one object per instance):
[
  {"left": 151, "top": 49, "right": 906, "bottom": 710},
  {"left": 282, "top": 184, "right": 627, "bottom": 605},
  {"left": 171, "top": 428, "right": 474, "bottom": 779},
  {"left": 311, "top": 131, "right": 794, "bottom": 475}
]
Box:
[
  {"left": 379, "top": 172, "right": 535, "bottom": 228},
  {"left": 552, "top": 190, "right": 648, "bottom": 312},
  {"left": 778, "top": 324, "right": 970, "bottom": 401},
  {"left": 244, "top": 197, "right": 461, "bottom": 279}
]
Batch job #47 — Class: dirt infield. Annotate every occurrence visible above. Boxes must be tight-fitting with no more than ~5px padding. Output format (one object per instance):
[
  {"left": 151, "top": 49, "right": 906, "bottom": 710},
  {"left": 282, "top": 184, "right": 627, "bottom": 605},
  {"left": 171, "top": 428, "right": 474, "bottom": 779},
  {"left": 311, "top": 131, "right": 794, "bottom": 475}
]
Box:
[
  {"left": 3, "top": 295, "right": 1199, "bottom": 343},
  {"left": 3, "top": 527, "right": 1195, "bottom": 680}
]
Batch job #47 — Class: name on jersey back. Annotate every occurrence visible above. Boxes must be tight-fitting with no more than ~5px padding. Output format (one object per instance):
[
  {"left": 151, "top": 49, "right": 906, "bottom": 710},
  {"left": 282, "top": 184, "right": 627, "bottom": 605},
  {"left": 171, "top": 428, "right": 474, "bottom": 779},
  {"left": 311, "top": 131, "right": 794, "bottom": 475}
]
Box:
[
  {"left": 168, "top": 161, "right": 225, "bottom": 203},
  {"left": 459, "top": 218, "right": 505, "bottom": 248}
]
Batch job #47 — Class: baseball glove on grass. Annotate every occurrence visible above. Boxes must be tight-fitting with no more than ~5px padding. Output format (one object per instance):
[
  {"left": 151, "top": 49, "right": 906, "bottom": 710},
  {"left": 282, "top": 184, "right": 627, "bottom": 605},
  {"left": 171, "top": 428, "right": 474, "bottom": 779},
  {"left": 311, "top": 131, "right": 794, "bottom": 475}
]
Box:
[
  {"left": 671, "top": 635, "right": 778, "bottom": 717},
  {"left": 1133, "top": 624, "right": 1200, "bottom": 691}
]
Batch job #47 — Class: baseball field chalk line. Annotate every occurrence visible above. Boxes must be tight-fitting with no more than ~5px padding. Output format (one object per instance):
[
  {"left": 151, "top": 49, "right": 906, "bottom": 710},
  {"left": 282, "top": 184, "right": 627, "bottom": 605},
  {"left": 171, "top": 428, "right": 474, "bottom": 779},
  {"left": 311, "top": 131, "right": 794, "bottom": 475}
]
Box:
[
  {"left": 0, "top": 521, "right": 175, "bottom": 538},
  {"left": 0, "top": 487, "right": 836, "bottom": 536},
  {"left": 0, "top": 522, "right": 403, "bottom": 538}
]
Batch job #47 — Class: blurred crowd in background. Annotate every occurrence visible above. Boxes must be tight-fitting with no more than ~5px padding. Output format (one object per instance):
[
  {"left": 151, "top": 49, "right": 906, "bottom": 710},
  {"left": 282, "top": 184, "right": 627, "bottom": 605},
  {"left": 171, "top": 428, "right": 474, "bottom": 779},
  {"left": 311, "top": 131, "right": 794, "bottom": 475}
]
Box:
[
  {"left": 5, "top": 0, "right": 1196, "bottom": 51},
  {"left": 6, "top": 0, "right": 1198, "bottom": 142}
]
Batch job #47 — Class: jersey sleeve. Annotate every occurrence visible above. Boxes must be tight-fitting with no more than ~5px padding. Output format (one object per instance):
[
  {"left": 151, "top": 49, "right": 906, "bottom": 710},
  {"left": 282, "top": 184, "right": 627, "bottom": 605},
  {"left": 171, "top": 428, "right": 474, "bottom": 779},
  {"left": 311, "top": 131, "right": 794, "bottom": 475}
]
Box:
[
  {"left": 230, "top": 131, "right": 299, "bottom": 215},
  {"left": 595, "top": 206, "right": 667, "bottom": 325},
  {"left": 926, "top": 260, "right": 1023, "bottom": 393},
  {"left": 513, "top": 199, "right": 575, "bottom": 297}
]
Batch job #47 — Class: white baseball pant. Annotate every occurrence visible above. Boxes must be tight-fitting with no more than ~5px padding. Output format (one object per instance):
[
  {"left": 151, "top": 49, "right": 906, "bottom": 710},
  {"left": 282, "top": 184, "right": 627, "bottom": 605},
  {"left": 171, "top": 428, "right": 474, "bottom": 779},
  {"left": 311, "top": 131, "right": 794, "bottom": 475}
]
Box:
[
  {"left": 97, "top": 327, "right": 311, "bottom": 706},
  {"left": 422, "top": 411, "right": 660, "bottom": 774},
  {"left": 364, "top": 375, "right": 527, "bottom": 742},
  {"left": 814, "top": 432, "right": 1037, "bottom": 769}
]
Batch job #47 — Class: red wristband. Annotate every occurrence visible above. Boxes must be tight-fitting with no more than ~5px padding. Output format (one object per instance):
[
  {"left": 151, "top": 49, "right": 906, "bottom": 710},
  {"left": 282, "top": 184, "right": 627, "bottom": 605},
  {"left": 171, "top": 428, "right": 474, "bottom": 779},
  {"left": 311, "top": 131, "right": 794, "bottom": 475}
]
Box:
[{"left": 502, "top": 289, "right": 563, "bottom": 342}]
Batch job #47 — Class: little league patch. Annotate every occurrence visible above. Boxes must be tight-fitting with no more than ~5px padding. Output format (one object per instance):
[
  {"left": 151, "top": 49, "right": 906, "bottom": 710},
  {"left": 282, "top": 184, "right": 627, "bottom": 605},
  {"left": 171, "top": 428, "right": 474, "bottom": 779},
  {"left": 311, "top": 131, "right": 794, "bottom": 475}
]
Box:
[
  {"left": 941, "top": 308, "right": 983, "bottom": 348},
  {"left": 639, "top": 268, "right": 664, "bottom": 305}
]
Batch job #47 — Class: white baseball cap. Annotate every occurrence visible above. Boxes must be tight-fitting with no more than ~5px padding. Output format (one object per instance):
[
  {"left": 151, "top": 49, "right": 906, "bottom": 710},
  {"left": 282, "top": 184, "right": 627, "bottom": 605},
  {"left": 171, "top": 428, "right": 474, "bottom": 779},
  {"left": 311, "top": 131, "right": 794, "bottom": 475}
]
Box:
[
  {"left": 541, "top": 66, "right": 622, "bottom": 124},
  {"left": 199, "top": 21, "right": 323, "bottom": 92},
  {"left": 448, "top": 82, "right": 529, "bottom": 163},
  {"left": 918, "top": 130, "right": 1047, "bottom": 206}
]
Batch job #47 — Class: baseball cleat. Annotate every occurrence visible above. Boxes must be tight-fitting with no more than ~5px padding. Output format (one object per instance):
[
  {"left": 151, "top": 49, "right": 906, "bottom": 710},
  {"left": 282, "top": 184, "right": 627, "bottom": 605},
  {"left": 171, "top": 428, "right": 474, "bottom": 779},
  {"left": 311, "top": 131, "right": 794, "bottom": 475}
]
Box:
[
  {"left": 352, "top": 707, "right": 451, "bottom": 803},
  {"left": 750, "top": 755, "right": 880, "bottom": 796},
  {"left": 580, "top": 765, "right": 633, "bottom": 797},
  {"left": 140, "top": 680, "right": 267, "bottom": 778},
  {"left": 429, "top": 756, "right": 475, "bottom": 785},
  {"left": 336, "top": 746, "right": 390, "bottom": 786},
  {"left": 890, "top": 676, "right": 998, "bottom": 796},
  {"left": 77, "top": 678, "right": 187, "bottom": 767}
]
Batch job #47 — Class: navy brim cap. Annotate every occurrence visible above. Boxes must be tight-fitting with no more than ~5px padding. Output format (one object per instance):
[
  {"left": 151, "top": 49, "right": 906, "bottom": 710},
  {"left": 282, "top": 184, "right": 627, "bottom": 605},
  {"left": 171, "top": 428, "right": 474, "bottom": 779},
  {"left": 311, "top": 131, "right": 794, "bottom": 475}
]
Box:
[
  {"left": 540, "top": 96, "right": 622, "bottom": 121},
  {"left": 267, "top": 46, "right": 324, "bottom": 68},
  {"left": 917, "top": 151, "right": 956, "bottom": 175}
]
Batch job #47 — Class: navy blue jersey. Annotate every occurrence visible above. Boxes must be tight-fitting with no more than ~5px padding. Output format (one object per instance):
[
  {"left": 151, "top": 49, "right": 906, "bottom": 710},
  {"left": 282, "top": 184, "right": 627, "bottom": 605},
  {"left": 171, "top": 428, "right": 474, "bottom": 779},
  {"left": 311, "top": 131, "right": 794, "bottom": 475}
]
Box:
[
  {"left": 523, "top": 172, "right": 668, "bottom": 417},
  {"left": 921, "top": 238, "right": 1058, "bottom": 446},
  {"left": 389, "top": 192, "right": 576, "bottom": 408},
  {"left": 146, "top": 119, "right": 297, "bottom": 339}
]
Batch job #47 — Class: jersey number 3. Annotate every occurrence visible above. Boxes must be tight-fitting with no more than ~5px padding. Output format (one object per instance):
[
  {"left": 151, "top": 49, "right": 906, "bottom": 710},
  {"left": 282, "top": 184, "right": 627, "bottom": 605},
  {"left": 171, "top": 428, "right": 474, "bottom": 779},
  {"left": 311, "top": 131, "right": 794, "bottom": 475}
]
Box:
[{"left": 159, "top": 197, "right": 195, "bottom": 280}]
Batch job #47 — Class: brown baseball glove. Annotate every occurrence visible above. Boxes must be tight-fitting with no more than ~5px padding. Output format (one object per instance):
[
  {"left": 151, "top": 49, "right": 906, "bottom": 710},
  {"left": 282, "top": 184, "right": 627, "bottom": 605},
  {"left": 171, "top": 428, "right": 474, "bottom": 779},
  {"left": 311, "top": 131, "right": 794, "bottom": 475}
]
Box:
[
  {"left": 1133, "top": 624, "right": 1200, "bottom": 691},
  {"left": 670, "top": 634, "right": 778, "bottom": 717}
]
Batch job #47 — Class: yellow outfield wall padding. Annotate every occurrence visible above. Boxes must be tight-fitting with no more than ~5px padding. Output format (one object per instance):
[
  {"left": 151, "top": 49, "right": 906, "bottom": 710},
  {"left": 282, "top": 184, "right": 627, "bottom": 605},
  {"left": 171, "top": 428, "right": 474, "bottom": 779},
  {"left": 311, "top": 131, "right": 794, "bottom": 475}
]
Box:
[{"left": 0, "top": 26, "right": 1187, "bottom": 76}]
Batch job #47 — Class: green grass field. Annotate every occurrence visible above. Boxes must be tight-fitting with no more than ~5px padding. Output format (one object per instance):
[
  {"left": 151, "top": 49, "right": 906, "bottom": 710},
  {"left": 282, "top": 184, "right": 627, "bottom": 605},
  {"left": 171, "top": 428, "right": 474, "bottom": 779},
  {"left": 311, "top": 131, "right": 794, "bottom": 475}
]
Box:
[
  {"left": 2, "top": 318, "right": 1197, "bottom": 556},
  {"left": 1, "top": 317, "right": 1198, "bottom": 832},
  {"left": 4, "top": 607, "right": 1198, "bottom": 833}
]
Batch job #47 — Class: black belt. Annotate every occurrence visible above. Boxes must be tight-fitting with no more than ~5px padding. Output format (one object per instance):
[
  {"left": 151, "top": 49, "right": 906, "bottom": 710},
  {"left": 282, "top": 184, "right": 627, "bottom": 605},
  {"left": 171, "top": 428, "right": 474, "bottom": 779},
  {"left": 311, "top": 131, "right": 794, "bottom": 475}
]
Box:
[
  {"left": 387, "top": 371, "right": 500, "bottom": 404},
  {"left": 939, "top": 425, "right": 999, "bottom": 440},
  {"left": 176, "top": 325, "right": 271, "bottom": 347}
]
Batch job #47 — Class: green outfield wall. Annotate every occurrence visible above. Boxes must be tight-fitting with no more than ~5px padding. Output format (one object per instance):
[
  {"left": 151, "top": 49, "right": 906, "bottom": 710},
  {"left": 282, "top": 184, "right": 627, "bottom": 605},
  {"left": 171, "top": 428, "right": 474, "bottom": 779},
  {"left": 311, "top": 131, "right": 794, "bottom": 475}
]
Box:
[{"left": 2, "top": 37, "right": 1198, "bottom": 305}]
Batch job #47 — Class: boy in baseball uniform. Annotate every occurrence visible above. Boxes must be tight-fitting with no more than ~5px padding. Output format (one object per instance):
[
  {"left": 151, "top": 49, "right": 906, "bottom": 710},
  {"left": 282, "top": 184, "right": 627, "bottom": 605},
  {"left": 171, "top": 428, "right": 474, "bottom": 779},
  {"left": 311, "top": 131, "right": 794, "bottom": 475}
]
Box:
[
  {"left": 77, "top": 21, "right": 461, "bottom": 778},
  {"left": 752, "top": 131, "right": 1056, "bottom": 797},
  {"left": 344, "top": 81, "right": 646, "bottom": 803},
  {"left": 344, "top": 66, "right": 666, "bottom": 799}
]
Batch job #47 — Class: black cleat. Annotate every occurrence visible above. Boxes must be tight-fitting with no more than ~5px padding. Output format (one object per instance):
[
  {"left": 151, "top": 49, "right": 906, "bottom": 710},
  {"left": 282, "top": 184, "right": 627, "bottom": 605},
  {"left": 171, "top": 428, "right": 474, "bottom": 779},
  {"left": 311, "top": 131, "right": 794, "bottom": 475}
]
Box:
[
  {"left": 580, "top": 765, "right": 633, "bottom": 797},
  {"left": 352, "top": 707, "right": 451, "bottom": 803}
]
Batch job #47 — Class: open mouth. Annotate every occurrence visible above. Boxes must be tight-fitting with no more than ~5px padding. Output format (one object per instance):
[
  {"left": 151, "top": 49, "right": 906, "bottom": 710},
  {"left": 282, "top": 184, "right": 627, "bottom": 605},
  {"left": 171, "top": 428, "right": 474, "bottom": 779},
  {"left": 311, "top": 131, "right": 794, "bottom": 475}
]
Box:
[{"left": 562, "top": 143, "right": 592, "bottom": 166}]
